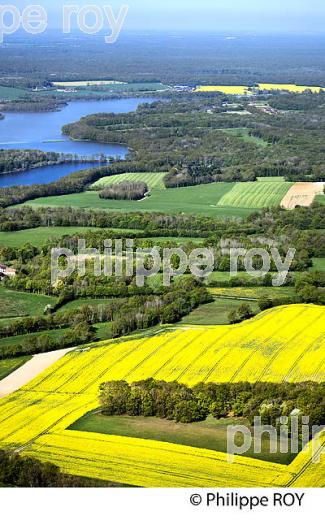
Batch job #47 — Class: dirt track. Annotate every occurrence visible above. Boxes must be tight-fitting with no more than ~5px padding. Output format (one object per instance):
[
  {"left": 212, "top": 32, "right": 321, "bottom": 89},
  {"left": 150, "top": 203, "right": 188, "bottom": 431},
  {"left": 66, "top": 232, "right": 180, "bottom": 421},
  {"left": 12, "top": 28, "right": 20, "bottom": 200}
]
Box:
[
  {"left": 281, "top": 182, "right": 324, "bottom": 209},
  {"left": 0, "top": 348, "right": 74, "bottom": 398}
]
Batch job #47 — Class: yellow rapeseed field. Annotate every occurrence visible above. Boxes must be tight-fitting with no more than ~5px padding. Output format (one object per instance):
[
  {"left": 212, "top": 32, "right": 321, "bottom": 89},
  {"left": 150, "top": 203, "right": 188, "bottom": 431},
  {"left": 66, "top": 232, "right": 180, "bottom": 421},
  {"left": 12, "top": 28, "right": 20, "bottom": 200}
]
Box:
[
  {"left": 258, "top": 83, "right": 325, "bottom": 93},
  {"left": 195, "top": 83, "right": 325, "bottom": 95},
  {"left": 0, "top": 305, "right": 324, "bottom": 487},
  {"left": 195, "top": 85, "right": 250, "bottom": 94}
]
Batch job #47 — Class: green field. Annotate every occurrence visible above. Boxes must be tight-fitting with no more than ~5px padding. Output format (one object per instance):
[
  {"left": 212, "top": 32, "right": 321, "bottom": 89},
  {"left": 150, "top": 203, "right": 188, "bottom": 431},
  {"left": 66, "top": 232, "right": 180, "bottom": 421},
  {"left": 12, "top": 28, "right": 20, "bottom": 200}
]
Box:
[
  {"left": 205, "top": 271, "right": 257, "bottom": 284},
  {"left": 0, "top": 328, "right": 66, "bottom": 351},
  {"left": 180, "top": 297, "right": 260, "bottom": 325},
  {"left": 69, "top": 413, "right": 294, "bottom": 465},
  {"left": 209, "top": 286, "right": 296, "bottom": 300},
  {"left": 147, "top": 237, "right": 204, "bottom": 245},
  {"left": 92, "top": 172, "right": 167, "bottom": 190},
  {"left": 19, "top": 177, "right": 294, "bottom": 216},
  {"left": 221, "top": 128, "right": 269, "bottom": 147},
  {"left": 0, "top": 227, "right": 205, "bottom": 248},
  {"left": 256, "top": 176, "right": 286, "bottom": 182},
  {"left": 95, "top": 322, "right": 113, "bottom": 341},
  {"left": 0, "top": 86, "right": 27, "bottom": 101},
  {"left": 0, "top": 322, "right": 113, "bottom": 353},
  {"left": 0, "top": 288, "right": 56, "bottom": 319},
  {"left": 217, "top": 179, "right": 292, "bottom": 209},
  {"left": 0, "top": 356, "right": 31, "bottom": 381},
  {"left": 0, "top": 226, "right": 144, "bottom": 247},
  {"left": 315, "top": 195, "right": 325, "bottom": 205},
  {"left": 21, "top": 183, "right": 254, "bottom": 218},
  {"left": 310, "top": 258, "right": 325, "bottom": 271}
]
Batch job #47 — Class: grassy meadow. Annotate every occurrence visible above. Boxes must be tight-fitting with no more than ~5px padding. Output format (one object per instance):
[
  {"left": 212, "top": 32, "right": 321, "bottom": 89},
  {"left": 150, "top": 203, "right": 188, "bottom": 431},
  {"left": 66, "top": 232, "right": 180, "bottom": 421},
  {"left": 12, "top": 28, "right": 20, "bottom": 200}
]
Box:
[
  {"left": 18, "top": 175, "right": 296, "bottom": 216},
  {"left": 310, "top": 258, "right": 325, "bottom": 271},
  {"left": 0, "top": 287, "right": 56, "bottom": 319},
  {"left": 180, "top": 297, "right": 260, "bottom": 326},
  {"left": 0, "top": 86, "right": 27, "bottom": 101},
  {"left": 220, "top": 128, "right": 269, "bottom": 147},
  {"left": 19, "top": 183, "right": 254, "bottom": 217},
  {"left": 0, "top": 226, "right": 144, "bottom": 247},
  {"left": 70, "top": 413, "right": 294, "bottom": 465}
]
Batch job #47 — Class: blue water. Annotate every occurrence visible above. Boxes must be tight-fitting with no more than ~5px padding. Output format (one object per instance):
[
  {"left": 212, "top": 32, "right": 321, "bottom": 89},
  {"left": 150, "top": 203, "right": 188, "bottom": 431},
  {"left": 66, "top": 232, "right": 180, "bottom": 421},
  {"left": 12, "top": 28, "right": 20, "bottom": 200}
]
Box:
[
  {"left": 0, "top": 162, "right": 101, "bottom": 188},
  {"left": 0, "top": 97, "right": 156, "bottom": 187}
]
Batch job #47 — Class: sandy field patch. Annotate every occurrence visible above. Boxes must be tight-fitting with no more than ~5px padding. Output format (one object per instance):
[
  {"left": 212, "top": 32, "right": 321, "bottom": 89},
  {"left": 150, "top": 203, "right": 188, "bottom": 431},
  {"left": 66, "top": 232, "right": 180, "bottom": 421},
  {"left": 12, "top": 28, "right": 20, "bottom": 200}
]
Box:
[
  {"left": 0, "top": 347, "right": 74, "bottom": 398},
  {"left": 281, "top": 182, "right": 324, "bottom": 209}
]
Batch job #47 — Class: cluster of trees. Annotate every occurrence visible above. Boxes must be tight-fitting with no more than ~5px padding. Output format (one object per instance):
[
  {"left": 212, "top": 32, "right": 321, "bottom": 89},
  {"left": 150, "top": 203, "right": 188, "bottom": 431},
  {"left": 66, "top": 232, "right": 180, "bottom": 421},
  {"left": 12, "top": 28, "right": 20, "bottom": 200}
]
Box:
[
  {"left": 0, "top": 205, "right": 253, "bottom": 236},
  {"left": 258, "top": 272, "right": 325, "bottom": 310},
  {"left": 209, "top": 273, "right": 294, "bottom": 289},
  {"left": 110, "top": 279, "right": 212, "bottom": 337},
  {"left": 0, "top": 322, "right": 96, "bottom": 360},
  {"left": 0, "top": 450, "right": 113, "bottom": 487},
  {"left": 0, "top": 279, "right": 212, "bottom": 358},
  {"left": 0, "top": 98, "right": 65, "bottom": 112},
  {"left": 228, "top": 303, "right": 254, "bottom": 324},
  {"left": 99, "top": 181, "right": 148, "bottom": 200},
  {"left": 0, "top": 149, "right": 66, "bottom": 174},
  {"left": 268, "top": 92, "right": 325, "bottom": 111},
  {"left": 164, "top": 159, "right": 224, "bottom": 188},
  {"left": 100, "top": 379, "right": 325, "bottom": 431},
  {"left": 1, "top": 203, "right": 324, "bottom": 239}
]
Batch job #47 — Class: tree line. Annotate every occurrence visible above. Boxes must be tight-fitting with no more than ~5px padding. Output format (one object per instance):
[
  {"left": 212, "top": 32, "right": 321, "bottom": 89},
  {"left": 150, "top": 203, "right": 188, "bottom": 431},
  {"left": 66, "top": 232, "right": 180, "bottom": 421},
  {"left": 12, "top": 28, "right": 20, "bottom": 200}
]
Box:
[
  {"left": 0, "top": 279, "right": 212, "bottom": 359},
  {"left": 99, "top": 181, "right": 148, "bottom": 200},
  {"left": 99, "top": 378, "right": 325, "bottom": 433}
]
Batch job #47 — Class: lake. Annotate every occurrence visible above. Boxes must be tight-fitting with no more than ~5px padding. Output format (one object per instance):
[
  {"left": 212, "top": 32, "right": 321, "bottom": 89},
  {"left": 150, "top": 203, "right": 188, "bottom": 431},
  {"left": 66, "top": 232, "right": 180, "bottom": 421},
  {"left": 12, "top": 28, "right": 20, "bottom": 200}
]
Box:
[{"left": 0, "top": 97, "right": 156, "bottom": 187}]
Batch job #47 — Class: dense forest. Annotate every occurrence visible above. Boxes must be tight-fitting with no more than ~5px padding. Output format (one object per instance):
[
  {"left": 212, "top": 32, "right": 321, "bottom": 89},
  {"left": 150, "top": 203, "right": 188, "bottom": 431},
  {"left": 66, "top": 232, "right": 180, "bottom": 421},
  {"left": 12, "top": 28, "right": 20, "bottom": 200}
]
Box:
[
  {"left": 2, "top": 32, "right": 325, "bottom": 87},
  {"left": 62, "top": 93, "right": 325, "bottom": 188}
]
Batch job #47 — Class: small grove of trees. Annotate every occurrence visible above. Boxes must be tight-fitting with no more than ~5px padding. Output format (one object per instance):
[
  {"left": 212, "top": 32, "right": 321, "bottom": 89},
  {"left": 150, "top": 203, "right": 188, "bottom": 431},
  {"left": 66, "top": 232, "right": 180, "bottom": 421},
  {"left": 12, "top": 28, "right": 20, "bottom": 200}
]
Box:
[
  {"left": 257, "top": 271, "right": 325, "bottom": 312},
  {"left": 99, "top": 379, "right": 325, "bottom": 433},
  {"left": 228, "top": 303, "right": 254, "bottom": 324},
  {"left": 99, "top": 181, "right": 148, "bottom": 200},
  {"left": 0, "top": 450, "right": 113, "bottom": 487}
]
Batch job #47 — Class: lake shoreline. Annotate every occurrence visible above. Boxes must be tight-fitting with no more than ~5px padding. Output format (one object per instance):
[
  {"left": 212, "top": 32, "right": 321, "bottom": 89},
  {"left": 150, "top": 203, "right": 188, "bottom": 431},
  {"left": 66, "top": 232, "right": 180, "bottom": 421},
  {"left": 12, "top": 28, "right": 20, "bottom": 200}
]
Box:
[{"left": 0, "top": 97, "right": 155, "bottom": 187}]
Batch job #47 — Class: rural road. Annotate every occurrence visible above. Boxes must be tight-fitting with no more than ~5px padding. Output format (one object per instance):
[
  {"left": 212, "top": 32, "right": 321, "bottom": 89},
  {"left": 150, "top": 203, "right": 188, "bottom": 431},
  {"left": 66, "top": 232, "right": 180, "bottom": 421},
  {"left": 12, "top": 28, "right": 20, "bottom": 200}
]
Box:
[{"left": 0, "top": 347, "right": 75, "bottom": 398}]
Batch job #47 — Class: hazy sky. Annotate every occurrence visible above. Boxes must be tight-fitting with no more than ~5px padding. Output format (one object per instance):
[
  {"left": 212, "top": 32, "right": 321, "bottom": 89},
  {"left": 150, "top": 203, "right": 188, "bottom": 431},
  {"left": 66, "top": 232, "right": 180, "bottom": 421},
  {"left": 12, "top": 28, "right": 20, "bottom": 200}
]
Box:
[{"left": 11, "top": 0, "right": 325, "bottom": 33}]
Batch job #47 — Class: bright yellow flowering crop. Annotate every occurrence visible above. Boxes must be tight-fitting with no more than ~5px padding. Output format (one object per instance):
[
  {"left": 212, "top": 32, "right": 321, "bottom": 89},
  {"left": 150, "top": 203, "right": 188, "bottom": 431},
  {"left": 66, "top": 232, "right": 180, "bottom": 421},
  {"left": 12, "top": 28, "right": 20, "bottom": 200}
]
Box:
[
  {"left": 195, "top": 84, "right": 325, "bottom": 95},
  {"left": 195, "top": 85, "right": 250, "bottom": 95},
  {"left": 258, "top": 83, "right": 325, "bottom": 93},
  {"left": 0, "top": 305, "right": 324, "bottom": 487}
]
